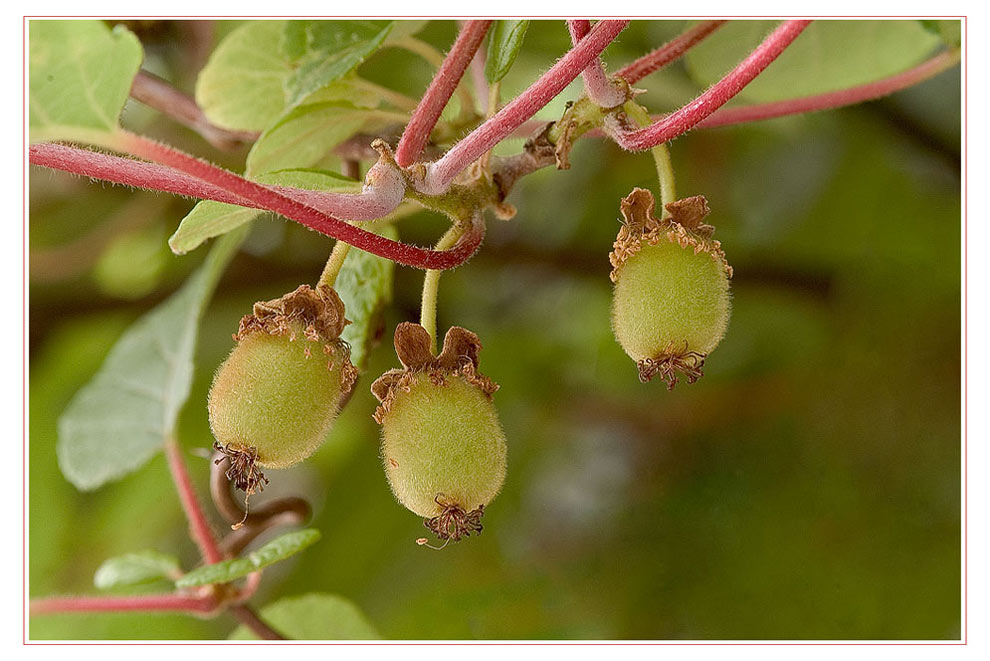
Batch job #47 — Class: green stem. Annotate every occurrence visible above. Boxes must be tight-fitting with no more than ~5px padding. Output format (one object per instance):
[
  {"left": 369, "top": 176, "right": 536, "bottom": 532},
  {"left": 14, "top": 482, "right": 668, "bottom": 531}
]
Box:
[
  {"left": 318, "top": 240, "right": 352, "bottom": 288},
  {"left": 624, "top": 101, "right": 676, "bottom": 216},
  {"left": 420, "top": 224, "right": 464, "bottom": 353}
]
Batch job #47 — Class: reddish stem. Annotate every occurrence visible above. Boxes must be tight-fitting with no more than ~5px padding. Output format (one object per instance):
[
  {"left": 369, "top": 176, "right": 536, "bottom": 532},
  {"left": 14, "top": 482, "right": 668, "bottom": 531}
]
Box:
[
  {"left": 568, "top": 20, "right": 626, "bottom": 108},
  {"left": 30, "top": 142, "right": 249, "bottom": 205},
  {"left": 130, "top": 70, "right": 259, "bottom": 150},
  {"left": 422, "top": 19, "right": 629, "bottom": 194},
  {"left": 31, "top": 593, "right": 218, "bottom": 616},
  {"left": 35, "top": 132, "right": 485, "bottom": 270},
  {"left": 395, "top": 20, "right": 491, "bottom": 167},
  {"left": 616, "top": 20, "right": 727, "bottom": 84},
  {"left": 165, "top": 438, "right": 224, "bottom": 565},
  {"left": 607, "top": 20, "right": 811, "bottom": 151},
  {"left": 29, "top": 142, "right": 402, "bottom": 222},
  {"left": 695, "top": 49, "right": 960, "bottom": 129},
  {"left": 229, "top": 604, "right": 284, "bottom": 639}
]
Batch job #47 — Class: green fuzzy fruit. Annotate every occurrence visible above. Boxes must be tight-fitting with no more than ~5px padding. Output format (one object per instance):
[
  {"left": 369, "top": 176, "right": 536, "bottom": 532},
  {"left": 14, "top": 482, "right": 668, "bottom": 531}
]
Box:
[
  {"left": 208, "top": 285, "right": 355, "bottom": 472},
  {"left": 208, "top": 327, "right": 350, "bottom": 469},
  {"left": 372, "top": 323, "right": 507, "bottom": 541},
  {"left": 609, "top": 189, "right": 732, "bottom": 387},
  {"left": 612, "top": 240, "right": 730, "bottom": 360},
  {"left": 380, "top": 371, "right": 507, "bottom": 518}
]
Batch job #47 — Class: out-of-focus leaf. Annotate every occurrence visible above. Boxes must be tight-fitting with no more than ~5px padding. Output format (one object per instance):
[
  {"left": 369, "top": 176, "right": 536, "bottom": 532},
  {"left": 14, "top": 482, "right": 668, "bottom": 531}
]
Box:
[
  {"left": 485, "top": 20, "right": 530, "bottom": 83},
  {"left": 169, "top": 169, "right": 360, "bottom": 255},
  {"left": 281, "top": 21, "right": 393, "bottom": 108},
  {"left": 336, "top": 225, "right": 398, "bottom": 370},
  {"left": 919, "top": 20, "right": 961, "bottom": 47},
  {"left": 94, "top": 224, "right": 168, "bottom": 299},
  {"left": 686, "top": 20, "right": 940, "bottom": 102},
  {"left": 246, "top": 102, "right": 397, "bottom": 176},
  {"left": 176, "top": 529, "right": 320, "bottom": 588},
  {"left": 29, "top": 20, "right": 142, "bottom": 143},
  {"left": 93, "top": 550, "right": 180, "bottom": 590},
  {"left": 56, "top": 228, "right": 247, "bottom": 490},
  {"left": 195, "top": 21, "right": 291, "bottom": 132},
  {"left": 229, "top": 593, "right": 381, "bottom": 640},
  {"left": 387, "top": 21, "right": 429, "bottom": 41}
]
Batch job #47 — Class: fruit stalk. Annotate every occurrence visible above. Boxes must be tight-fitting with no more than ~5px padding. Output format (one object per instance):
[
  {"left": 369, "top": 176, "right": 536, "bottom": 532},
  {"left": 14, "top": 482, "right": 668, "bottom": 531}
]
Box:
[{"left": 622, "top": 101, "right": 677, "bottom": 216}]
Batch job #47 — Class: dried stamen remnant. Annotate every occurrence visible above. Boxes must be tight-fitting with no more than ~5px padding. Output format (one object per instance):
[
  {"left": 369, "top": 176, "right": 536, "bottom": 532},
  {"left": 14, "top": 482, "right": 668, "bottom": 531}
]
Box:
[
  {"left": 424, "top": 496, "right": 485, "bottom": 542},
  {"left": 637, "top": 342, "right": 707, "bottom": 389},
  {"left": 372, "top": 322, "right": 498, "bottom": 424},
  {"left": 236, "top": 284, "right": 349, "bottom": 344},
  {"left": 609, "top": 188, "right": 731, "bottom": 283},
  {"left": 213, "top": 441, "right": 270, "bottom": 530}
]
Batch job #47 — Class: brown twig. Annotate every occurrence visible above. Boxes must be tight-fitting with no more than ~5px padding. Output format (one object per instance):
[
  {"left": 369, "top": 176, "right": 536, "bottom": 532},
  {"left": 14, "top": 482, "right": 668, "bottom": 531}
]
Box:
[
  {"left": 229, "top": 604, "right": 286, "bottom": 640},
  {"left": 130, "top": 70, "right": 259, "bottom": 150},
  {"left": 210, "top": 452, "right": 311, "bottom": 557}
]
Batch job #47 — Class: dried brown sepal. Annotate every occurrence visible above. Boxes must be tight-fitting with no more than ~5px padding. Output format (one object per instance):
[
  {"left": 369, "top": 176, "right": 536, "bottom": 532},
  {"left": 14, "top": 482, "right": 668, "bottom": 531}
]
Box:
[
  {"left": 236, "top": 284, "right": 349, "bottom": 344},
  {"left": 636, "top": 341, "right": 707, "bottom": 390},
  {"left": 213, "top": 441, "right": 270, "bottom": 529},
  {"left": 371, "top": 323, "right": 499, "bottom": 424},
  {"left": 424, "top": 497, "right": 485, "bottom": 542},
  {"left": 609, "top": 188, "right": 733, "bottom": 283}
]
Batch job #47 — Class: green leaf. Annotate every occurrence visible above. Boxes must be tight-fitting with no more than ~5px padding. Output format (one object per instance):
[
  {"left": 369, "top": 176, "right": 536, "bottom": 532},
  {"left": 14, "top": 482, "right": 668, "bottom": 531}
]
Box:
[
  {"left": 246, "top": 102, "right": 396, "bottom": 176},
  {"left": 387, "top": 20, "right": 429, "bottom": 41},
  {"left": 29, "top": 20, "right": 143, "bottom": 142},
  {"left": 685, "top": 20, "right": 941, "bottom": 103},
  {"left": 195, "top": 20, "right": 291, "bottom": 132},
  {"left": 919, "top": 20, "right": 961, "bottom": 48},
  {"left": 280, "top": 21, "right": 393, "bottom": 108},
  {"left": 56, "top": 228, "right": 247, "bottom": 490},
  {"left": 229, "top": 593, "right": 381, "bottom": 640},
  {"left": 196, "top": 20, "right": 397, "bottom": 133},
  {"left": 93, "top": 550, "right": 181, "bottom": 590},
  {"left": 169, "top": 169, "right": 360, "bottom": 255},
  {"left": 485, "top": 20, "right": 530, "bottom": 83},
  {"left": 336, "top": 225, "right": 398, "bottom": 370},
  {"left": 176, "top": 529, "right": 321, "bottom": 588}
]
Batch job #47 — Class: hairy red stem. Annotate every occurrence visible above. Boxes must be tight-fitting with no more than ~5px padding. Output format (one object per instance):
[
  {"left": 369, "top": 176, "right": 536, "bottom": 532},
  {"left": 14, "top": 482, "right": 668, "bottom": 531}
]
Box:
[
  {"left": 31, "top": 593, "right": 218, "bottom": 616},
  {"left": 30, "top": 142, "right": 402, "bottom": 222},
  {"left": 30, "top": 142, "right": 247, "bottom": 205},
  {"left": 568, "top": 20, "right": 626, "bottom": 107},
  {"left": 423, "top": 19, "right": 629, "bottom": 194},
  {"left": 165, "top": 438, "right": 224, "bottom": 565},
  {"left": 395, "top": 20, "right": 491, "bottom": 167},
  {"left": 616, "top": 20, "right": 727, "bottom": 84},
  {"left": 37, "top": 132, "right": 482, "bottom": 269},
  {"left": 695, "top": 49, "right": 960, "bottom": 129},
  {"left": 607, "top": 20, "right": 811, "bottom": 151}
]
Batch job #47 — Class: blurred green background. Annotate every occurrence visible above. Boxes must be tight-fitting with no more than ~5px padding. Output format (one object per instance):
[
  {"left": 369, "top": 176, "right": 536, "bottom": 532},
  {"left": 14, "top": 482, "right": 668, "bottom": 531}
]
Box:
[{"left": 29, "top": 20, "right": 961, "bottom": 639}]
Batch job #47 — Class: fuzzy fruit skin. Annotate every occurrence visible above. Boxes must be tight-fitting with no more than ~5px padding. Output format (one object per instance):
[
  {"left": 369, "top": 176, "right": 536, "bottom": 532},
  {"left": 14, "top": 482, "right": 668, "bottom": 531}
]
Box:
[
  {"left": 381, "top": 372, "right": 507, "bottom": 518},
  {"left": 208, "top": 324, "right": 349, "bottom": 469},
  {"left": 612, "top": 240, "right": 731, "bottom": 362}
]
